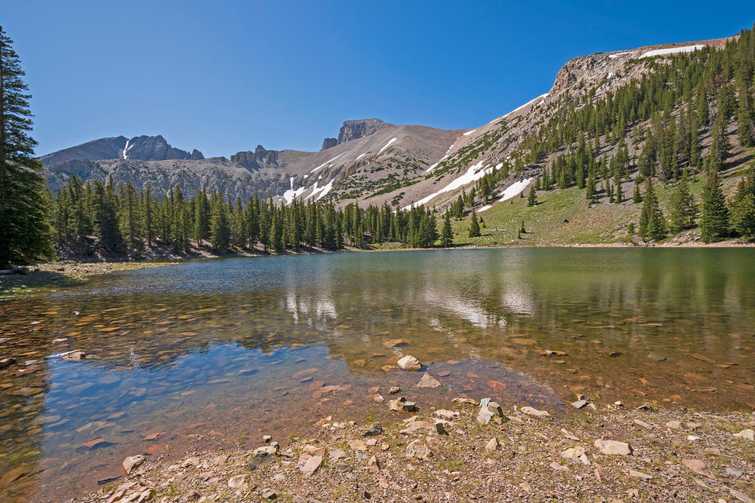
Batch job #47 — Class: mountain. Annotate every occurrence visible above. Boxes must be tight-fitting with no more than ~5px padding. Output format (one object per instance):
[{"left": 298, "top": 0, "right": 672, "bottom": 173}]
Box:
[{"left": 41, "top": 34, "right": 748, "bottom": 221}]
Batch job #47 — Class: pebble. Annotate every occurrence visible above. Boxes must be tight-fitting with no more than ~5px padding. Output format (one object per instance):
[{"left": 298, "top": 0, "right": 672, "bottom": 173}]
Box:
[
  {"left": 389, "top": 386, "right": 401, "bottom": 394},
  {"left": 363, "top": 423, "right": 384, "bottom": 436},
  {"left": 628, "top": 469, "right": 652, "bottom": 480},
  {"left": 485, "top": 437, "right": 500, "bottom": 452},
  {"left": 571, "top": 399, "right": 589, "bottom": 409},
  {"left": 227, "top": 474, "right": 247, "bottom": 490},
  {"left": 261, "top": 488, "right": 277, "bottom": 500}
]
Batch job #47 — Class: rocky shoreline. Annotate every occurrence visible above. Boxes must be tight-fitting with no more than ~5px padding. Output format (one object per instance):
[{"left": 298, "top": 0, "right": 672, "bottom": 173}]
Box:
[
  {"left": 0, "top": 261, "right": 178, "bottom": 298},
  {"left": 71, "top": 371, "right": 754, "bottom": 503}
]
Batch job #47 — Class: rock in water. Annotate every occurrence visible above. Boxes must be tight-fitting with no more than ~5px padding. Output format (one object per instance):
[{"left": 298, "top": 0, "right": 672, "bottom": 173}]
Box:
[
  {"left": 521, "top": 406, "right": 550, "bottom": 418},
  {"left": 397, "top": 355, "right": 422, "bottom": 370},
  {"left": 122, "top": 455, "right": 146, "bottom": 475},
  {"left": 594, "top": 439, "right": 633, "bottom": 456},
  {"left": 416, "top": 373, "right": 441, "bottom": 388}
]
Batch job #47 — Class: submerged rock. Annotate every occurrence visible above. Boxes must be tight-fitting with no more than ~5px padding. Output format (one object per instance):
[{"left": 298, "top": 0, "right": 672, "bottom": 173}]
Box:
[{"left": 416, "top": 373, "right": 441, "bottom": 388}]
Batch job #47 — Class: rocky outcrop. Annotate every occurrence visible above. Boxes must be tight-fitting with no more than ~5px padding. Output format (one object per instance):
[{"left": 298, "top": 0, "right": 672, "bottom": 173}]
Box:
[
  {"left": 321, "top": 138, "right": 338, "bottom": 150},
  {"left": 337, "top": 119, "right": 387, "bottom": 144},
  {"left": 190, "top": 149, "right": 205, "bottom": 160},
  {"left": 230, "top": 145, "right": 281, "bottom": 171}
]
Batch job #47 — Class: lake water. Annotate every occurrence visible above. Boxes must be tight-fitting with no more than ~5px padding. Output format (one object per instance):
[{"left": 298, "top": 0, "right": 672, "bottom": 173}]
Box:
[{"left": 1, "top": 248, "right": 753, "bottom": 501}]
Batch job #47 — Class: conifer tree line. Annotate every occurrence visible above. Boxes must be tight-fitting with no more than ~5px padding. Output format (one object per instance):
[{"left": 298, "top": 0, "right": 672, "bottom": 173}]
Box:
[{"left": 51, "top": 176, "right": 451, "bottom": 258}]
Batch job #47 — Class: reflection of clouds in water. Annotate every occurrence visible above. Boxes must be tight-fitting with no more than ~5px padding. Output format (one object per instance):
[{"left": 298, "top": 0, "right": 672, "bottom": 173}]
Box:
[
  {"left": 424, "top": 288, "right": 505, "bottom": 329},
  {"left": 502, "top": 289, "right": 535, "bottom": 315},
  {"left": 285, "top": 291, "right": 337, "bottom": 325}
]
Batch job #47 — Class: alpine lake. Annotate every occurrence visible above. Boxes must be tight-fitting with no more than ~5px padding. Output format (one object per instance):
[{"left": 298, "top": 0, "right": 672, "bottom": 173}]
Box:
[{"left": 0, "top": 248, "right": 753, "bottom": 501}]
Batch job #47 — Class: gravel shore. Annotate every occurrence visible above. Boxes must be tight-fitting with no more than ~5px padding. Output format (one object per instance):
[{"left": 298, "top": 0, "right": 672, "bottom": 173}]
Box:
[{"left": 71, "top": 386, "right": 754, "bottom": 503}]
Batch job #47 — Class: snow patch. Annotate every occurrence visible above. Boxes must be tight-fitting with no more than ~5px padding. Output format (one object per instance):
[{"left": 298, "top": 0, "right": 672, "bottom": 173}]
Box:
[
  {"left": 405, "top": 160, "right": 501, "bottom": 209},
  {"left": 425, "top": 144, "right": 456, "bottom": 173},
  {"left": 639, "top": 45, "right": 705, "bottom": 59},
  {"left": 608, "top": 51, "right": 632, "bottom": 59},
  {"left": 122, "top": 139, "right": 134, "bottom": 160},
  {"left": 462, "top": 129, "right": 477, "bottom": 136},
  {"left": 356, "top": 153, "right": 366, "bottom": 160},
  {"left": 378, "top": 137, "right": 398, "bottom": 155},
  {"left": 310, "top": 153, "right": 345, "bottom": 174},
  {"left": 307, "top": 179, "right": 335, "bottom": 201},
  {"left": 477, "top": 177, "right": 533, "bottom": 213}
]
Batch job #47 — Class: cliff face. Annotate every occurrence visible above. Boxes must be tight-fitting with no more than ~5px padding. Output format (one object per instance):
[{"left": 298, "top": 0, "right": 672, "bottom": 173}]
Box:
[{"left": 337, "top": 119, "right": 387, "bottom": 144}]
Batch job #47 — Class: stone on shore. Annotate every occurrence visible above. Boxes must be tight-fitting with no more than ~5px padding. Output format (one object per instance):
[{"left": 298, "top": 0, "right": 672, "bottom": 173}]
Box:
[
  {"left": 389, "top": 397, "right": 418, "bottom": 412},
  {"left": 594, "top": 439, "right": 633, "bottom": 456},
  {"left": 252, "top": 445, "right": 278, "bottom": 458},
  {"left": 477, "top": 398, "right": 505, "bottom": 425},
  {"left": 122, "top": 455, "right": 146, "bottom": 475},
  {"left": 521, "top": 406, "right": 550, "bottom": 418},
  {"left": 733, "top": 429, "right": 754, "bottom": 441},
  {"left": 228, "top": 474, "right": 247, "bottom": 489},
  {"left": 397, "top": 355, "right": 422, "bottom": 371},
  {"left": 297, "top": 454, "right": 323, "bottom": 476},
  {"left": 405, "top": 439, "right": 432, "bottom": 460},
  {"left": 561, "top": 446, "right": 590, "bottom": 465},
  {"left": 485, "top": 437, "right": 500, "bottom": 452}
]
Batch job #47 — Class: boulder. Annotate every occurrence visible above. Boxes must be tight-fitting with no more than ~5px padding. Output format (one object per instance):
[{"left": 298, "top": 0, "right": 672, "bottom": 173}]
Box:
[
  {"left": 477, "top": 399, "right": 505, "bottom": 425},
  {"left": 297, "top": 454, "right": 322, "bottom": 476}
]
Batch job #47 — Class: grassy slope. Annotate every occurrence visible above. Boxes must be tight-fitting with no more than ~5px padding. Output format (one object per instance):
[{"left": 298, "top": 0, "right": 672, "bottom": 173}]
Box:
[{"left": 451, "top": 159, "right": 751, "bottom": 246}]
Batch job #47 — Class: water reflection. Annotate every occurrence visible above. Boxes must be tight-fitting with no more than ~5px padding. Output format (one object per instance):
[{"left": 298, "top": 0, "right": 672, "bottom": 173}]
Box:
[{"left": 0, "top": 248, "right": 753, "bottom": 501}]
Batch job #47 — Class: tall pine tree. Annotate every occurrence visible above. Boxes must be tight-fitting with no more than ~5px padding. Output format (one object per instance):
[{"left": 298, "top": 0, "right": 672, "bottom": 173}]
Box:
[{"left": 0, "top": 26, "right": 52, "bottom": 267}]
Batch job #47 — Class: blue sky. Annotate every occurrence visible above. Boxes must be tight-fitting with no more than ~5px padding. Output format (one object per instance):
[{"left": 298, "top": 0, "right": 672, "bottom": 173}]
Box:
[{"left": 3, "top": 1, "right": 753, "bottom": 157}]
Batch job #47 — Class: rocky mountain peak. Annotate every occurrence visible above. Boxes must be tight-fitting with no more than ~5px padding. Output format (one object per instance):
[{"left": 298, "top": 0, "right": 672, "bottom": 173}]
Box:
[
  {"left": 230, "top": 145, "right": 281, "bottom": 171},
  {"left": 337, "top": 119, "right": 387, "bottom": 144},
  {"left": 321, "top": 137, "right": 338, "bottom": 151}
]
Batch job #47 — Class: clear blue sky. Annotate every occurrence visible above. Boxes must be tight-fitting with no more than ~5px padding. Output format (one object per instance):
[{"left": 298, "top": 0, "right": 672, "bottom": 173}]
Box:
[{"left": 3, "top": 1, "right": 753, "bottom": 157}]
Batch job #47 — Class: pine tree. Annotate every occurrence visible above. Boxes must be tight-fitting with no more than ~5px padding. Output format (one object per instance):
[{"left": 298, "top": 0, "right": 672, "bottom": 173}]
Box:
[
  {"left": 700, "top": 169, "right": 730, "bottom": 243},
  {"left": 668, "top": 171, "right": 698, "bottom": 234},
  {"left": 527, "top": 185, "right": 537, "bottom": 206},
  {"left": 209, "top": 194, "right": 230, "bottom": 252},
  {"left": 638, "top": 178, "right": 666, "bottom": 241},
  {"left": 468, "top": 209, "right": 481, "bottom": 238},
  {"left": 730, "top": 163, "right": 755, "bottom": 239},
  {"left": 94, "top": 179, "right": 123, "bottom": 253},
  {"left": 632, "top": 181, "right": 642, "bottom": 203},
  {"left": 441, "top": 211, "right": 453, "bottom": 247},
  {"left": 0, "top": 26, "right": 52, "bottom": 267}
]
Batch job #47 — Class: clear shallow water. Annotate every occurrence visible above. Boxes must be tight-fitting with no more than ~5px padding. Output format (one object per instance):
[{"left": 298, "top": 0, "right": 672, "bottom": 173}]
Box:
[{"left": 0, "top": 248, "right": 753, "bottom": 501}]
